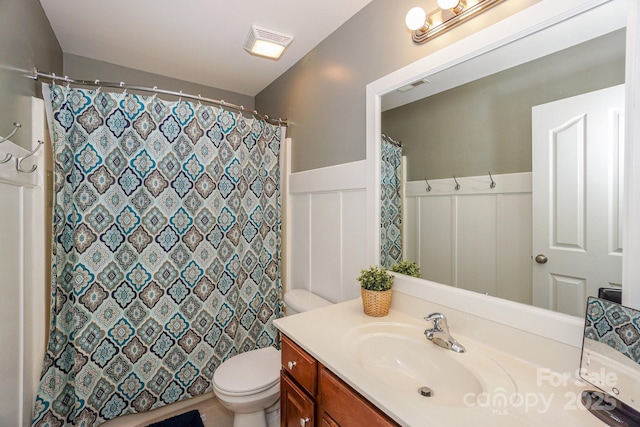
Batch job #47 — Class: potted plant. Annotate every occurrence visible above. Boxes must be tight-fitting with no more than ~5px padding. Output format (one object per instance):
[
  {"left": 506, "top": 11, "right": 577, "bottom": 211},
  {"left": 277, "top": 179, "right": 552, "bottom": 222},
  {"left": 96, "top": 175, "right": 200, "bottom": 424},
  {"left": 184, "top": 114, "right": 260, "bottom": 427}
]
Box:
[
  {"left": 357, "top": 266, "right": 394, "bottom": 317},
  {"left": 389, "top": 260, "right": 421, "bottom": 278}
]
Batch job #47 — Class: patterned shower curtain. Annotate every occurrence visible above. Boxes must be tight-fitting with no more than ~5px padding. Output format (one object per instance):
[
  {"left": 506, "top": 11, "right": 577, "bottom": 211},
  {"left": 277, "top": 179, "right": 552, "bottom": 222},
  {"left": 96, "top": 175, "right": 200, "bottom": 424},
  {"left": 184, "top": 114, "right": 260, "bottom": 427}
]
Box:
[
  {"left": 32, "top": 84, "right": 283, "bottom": 426},
  {"left": 380, "top": 136, "right": 402, "bottom": 269}
]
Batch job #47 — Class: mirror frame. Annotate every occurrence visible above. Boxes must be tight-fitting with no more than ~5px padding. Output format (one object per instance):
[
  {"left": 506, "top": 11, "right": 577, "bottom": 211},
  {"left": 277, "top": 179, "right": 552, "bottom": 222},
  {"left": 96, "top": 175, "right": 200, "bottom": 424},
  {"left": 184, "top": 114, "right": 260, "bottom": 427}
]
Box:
[{"left": 365, "top": 0, "right": 640, "bottom": 346}]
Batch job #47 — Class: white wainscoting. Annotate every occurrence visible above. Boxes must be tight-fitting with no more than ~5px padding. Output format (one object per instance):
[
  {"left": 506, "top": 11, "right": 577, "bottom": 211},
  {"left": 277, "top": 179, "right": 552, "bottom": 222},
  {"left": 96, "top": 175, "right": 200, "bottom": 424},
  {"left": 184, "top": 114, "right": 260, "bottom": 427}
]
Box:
[
  {"left": 286, "top": 156, "right": 368, "bottom": 304},
  {"left": 0, "top": 98, "right": 47, "bottom": 427},
  {"left": 403, "top": 172, "right": 532, "bottom": 304}
]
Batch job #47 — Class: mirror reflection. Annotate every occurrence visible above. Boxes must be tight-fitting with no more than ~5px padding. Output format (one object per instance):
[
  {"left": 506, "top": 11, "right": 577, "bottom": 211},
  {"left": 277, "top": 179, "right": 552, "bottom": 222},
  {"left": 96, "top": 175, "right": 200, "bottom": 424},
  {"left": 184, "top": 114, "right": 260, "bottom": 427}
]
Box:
[
  {"left": 380, "top": 3, "right": 626, "bottom": 317},
  {"left": 580, "top": 297, "right": 640, "bottom": 414}
]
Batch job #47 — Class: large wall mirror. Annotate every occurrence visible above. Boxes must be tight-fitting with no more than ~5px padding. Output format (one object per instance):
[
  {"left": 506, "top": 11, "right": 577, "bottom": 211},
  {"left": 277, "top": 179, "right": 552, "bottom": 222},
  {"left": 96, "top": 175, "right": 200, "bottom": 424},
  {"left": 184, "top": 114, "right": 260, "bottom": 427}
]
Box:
[{"left": 368, "top": 0, "right": 638, "bottom": 322}]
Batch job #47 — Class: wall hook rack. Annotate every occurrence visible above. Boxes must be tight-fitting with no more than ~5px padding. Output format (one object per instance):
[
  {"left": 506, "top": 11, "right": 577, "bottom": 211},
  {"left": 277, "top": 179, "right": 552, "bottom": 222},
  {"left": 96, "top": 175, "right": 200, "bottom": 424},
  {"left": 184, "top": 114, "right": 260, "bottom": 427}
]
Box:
[{"left": 16, "top": 140, "right": 44, "bottom": 173}]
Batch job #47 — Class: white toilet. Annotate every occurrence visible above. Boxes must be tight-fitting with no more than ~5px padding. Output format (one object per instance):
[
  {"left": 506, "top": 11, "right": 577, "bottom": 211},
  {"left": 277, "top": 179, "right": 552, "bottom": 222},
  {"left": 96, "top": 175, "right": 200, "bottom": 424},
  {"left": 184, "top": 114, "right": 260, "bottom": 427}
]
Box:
[{"left": 212, "top": 289, "right": 332, "bottom": 427}]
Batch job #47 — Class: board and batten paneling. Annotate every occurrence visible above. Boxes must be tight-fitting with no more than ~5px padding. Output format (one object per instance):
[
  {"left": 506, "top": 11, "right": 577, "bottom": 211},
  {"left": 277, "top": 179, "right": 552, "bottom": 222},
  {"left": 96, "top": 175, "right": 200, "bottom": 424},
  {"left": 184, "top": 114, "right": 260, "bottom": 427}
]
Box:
[
  {"left": 404, "top": 173, "right": 532, "bottom": 304},
  {"left": 0, "top": 98, "right": 46, "bottom": 427},
  {"left": 286, "top": 159, "right": 367, "bottom": 304}
]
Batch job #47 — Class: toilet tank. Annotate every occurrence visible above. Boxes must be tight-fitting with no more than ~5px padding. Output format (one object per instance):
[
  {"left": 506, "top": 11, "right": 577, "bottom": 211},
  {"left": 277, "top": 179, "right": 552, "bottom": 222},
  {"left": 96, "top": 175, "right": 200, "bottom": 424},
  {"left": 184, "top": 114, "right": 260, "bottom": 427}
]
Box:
[{"left": 284, "top": 289, "right": 331, "bottom": 315}]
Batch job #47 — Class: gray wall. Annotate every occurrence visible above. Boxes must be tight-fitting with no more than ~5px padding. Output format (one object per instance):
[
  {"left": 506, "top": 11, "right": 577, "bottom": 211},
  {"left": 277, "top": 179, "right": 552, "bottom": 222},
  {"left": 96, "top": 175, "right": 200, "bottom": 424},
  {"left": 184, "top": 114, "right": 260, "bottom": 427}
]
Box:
[
  {"left": 383, "top": 29, "right": 626, "bottom": 181},
  {"left": 64, "top": 54, "right": 254, "bottom": 108},
  {"left": 0, "top": 0, "right": 62, "bottom": 149},
  {"left": 255, "top": 0, "right": 541, "bottom": 172}
]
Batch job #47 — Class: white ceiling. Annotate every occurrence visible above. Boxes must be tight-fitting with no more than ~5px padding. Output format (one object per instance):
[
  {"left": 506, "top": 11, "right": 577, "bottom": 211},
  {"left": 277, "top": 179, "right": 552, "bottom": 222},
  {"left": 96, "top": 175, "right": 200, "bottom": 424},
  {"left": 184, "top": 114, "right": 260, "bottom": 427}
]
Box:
[{"left": 39, "top": 0, "right": 373, "bottom": 97}]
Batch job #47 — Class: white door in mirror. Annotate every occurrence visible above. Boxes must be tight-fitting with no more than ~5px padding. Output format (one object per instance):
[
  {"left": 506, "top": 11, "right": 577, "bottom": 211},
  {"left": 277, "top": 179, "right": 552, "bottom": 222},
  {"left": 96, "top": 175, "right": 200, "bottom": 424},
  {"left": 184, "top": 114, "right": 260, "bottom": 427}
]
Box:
[{"left": 532, "top": 84, "right": 624, "bottom": 316}]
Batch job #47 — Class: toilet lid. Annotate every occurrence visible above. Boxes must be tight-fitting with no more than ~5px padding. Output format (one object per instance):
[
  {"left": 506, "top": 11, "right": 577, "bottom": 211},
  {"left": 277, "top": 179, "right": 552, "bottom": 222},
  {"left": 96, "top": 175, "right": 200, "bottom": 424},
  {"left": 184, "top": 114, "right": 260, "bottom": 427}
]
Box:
[{"left": 213, "top": 346, "right": 281, "bottom": 394}]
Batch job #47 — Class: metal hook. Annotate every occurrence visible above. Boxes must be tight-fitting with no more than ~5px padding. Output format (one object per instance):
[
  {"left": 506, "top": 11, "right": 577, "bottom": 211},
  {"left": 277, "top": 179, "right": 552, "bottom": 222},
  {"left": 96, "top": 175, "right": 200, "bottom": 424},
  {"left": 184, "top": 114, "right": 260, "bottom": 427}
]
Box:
[
  {"left": 488, "top": 171, "right": 496, "bottom": 189},
  {"left": 16, "top": 140, "right": 44, "bottom": 173},
  {"left": 453, "top": 175, "right": 460, "bottom": 191},
  {"left": 0, "top": 122, "right": 22, "bottom": 144},
  {"left": 424, "top": 177, "right": 432, "bottom": 192},
  {"left": 65, "top": 76, "right": 71, "bottom": 90}
]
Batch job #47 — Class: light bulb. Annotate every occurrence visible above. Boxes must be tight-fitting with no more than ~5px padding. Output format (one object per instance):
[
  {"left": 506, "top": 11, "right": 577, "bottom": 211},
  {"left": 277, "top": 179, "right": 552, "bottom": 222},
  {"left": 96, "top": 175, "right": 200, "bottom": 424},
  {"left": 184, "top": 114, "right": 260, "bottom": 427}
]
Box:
[
  {"left": 437, "top": 0, "right": 461, "bottom": 9},
  {"left": 405, "top": 7, "right": 427, "bottom": 31}
]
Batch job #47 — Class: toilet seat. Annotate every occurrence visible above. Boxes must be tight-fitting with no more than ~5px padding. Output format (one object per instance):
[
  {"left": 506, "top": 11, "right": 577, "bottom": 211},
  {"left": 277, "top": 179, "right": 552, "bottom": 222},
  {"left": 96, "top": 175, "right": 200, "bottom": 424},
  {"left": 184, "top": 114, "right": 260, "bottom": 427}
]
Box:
[{"left": 213, "top": 346, "right": 281, "bottom": 395}]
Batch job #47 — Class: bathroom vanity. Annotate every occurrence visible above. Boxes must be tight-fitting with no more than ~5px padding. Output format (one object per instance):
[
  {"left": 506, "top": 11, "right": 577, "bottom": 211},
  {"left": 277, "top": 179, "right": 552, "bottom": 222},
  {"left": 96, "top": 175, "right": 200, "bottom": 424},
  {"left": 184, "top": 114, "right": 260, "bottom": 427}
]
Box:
[
  {"left": 280, "top": 334, "right": 398, "bottom": 427},
  {"left": 274, "top": 284, "right": 608, "bottom": 427}
]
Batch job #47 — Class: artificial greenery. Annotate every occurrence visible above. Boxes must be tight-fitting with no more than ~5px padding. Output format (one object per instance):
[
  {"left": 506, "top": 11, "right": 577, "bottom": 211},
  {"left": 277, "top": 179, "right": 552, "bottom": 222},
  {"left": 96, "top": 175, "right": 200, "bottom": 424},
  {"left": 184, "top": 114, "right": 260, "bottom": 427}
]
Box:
[
  {"left": 389, "top": 260, "right": 421, "bottom": 278},
  {"left": 357, "top": 266, "right": 394, "bottom": 291}
]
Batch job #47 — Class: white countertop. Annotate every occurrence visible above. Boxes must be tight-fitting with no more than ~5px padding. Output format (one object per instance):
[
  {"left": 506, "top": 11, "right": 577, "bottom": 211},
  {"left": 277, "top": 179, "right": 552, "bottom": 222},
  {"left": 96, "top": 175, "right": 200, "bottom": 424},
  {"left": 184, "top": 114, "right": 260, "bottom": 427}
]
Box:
[{"left": 274, "top": 298, "right": 606, "bottom": 427}]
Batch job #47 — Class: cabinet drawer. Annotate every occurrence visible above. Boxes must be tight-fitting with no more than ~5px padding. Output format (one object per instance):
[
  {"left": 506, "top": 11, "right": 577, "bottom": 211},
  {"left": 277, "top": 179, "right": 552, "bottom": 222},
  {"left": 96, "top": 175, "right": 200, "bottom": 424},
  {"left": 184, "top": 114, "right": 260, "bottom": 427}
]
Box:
[
  {"left": 318, "top": 365, "right": 399, "bottom": 427},
  {"left": 281, "top": 372, "right": 315, "bottom": 427},
  {"left": 282, "top": 334, "right": 318, "bottom": 395}
]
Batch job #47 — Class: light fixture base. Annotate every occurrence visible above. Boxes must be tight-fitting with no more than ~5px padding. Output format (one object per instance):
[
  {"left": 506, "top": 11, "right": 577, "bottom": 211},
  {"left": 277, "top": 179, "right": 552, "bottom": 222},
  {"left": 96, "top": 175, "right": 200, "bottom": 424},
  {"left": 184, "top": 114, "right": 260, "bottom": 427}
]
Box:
[{"left": 411, "top": 0, "right": 505, "bottom": 44}]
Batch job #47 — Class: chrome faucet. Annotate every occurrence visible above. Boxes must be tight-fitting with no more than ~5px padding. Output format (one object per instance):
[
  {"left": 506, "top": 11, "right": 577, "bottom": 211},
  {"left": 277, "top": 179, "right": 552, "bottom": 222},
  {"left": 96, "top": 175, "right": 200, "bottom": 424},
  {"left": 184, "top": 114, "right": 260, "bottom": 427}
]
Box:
[{"left": 424, "top": 313, "right": 466, "bottom": 353}]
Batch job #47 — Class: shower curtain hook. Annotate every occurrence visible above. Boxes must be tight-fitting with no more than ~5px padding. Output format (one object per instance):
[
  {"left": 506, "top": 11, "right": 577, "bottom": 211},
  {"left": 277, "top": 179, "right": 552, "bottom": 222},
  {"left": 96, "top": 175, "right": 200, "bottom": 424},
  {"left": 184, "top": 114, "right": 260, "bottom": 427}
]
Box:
[
  {"left": 119, "top": 81, "right": 127, "bottom": 97},
  {"left": 151, "top": 86, "right": 158, "bottom": 100},
  {"left": 94, "top": 80, "right": 101, "bottom": 93},
  {"left": 197, "top": 94, "right": 202, "bottom": 108},
  {"left": 51, "top": 72, "right": 57, "bottom": 86},
  {"left": 453, "top": 175, "right": 461, "bottom": 191},
  {"left": 178, "top": 90, "right": 183, "bottom": 103},
  {"left": 424, "top": 178, "right": 432, "bottom": 192},
  {"left": 488, "top": 171, "right": 496, "bottom": 189}
]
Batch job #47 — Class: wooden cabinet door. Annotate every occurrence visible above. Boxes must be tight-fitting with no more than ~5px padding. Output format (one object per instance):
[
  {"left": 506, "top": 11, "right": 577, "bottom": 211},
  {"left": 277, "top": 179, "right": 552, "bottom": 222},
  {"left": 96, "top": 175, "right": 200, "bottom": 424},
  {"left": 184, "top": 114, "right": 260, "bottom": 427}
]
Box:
[
  {"left": 320, "top": 413, "right": 340, "bottom": 427},
  {"left": 318, "top": 366, "right": 399, "bottom": 427},
  {"left": 281, "top": 371, "right": 315, "bottom": 427}
]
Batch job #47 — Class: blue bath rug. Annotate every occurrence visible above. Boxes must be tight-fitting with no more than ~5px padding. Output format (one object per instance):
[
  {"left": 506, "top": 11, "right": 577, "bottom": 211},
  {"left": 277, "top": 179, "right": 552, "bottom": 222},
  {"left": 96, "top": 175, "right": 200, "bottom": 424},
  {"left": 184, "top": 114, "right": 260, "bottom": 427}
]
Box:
[{"left": 147, "top": 410, "right": 205, "bottom": 427}]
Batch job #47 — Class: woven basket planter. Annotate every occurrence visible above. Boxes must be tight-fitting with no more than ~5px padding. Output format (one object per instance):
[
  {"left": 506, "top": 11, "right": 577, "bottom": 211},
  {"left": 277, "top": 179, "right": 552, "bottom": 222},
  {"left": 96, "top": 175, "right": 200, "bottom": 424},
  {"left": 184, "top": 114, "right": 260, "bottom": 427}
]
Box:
[{"left": 361, "top": 288, "right": 392, "bottom": 317}]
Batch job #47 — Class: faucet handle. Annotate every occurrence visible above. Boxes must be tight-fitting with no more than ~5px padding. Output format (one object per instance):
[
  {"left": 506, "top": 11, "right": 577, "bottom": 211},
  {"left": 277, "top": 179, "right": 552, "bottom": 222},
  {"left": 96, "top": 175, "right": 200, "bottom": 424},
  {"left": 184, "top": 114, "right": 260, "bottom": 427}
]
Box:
[
  {"left": 424, "top": 312, "right": 449, "bottom": 333},
  {"left": 424, "top": 312, "right": 446, "bottom": 322}
]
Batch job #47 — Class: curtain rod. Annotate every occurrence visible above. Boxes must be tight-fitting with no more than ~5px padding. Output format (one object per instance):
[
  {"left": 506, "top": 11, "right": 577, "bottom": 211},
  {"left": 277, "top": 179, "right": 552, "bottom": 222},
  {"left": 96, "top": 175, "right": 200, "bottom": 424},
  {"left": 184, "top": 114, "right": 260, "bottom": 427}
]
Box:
[
  {"left": 381, "top": 134, "right": 402, "bottom": 148},
  {"left": 29, "top": 67, "right": 289, "bottom": 127}
]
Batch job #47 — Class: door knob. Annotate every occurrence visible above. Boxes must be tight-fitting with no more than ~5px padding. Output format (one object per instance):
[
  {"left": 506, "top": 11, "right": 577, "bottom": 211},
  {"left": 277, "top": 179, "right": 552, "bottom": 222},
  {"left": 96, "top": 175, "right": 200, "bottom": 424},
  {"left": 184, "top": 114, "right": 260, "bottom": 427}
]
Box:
[{"left": 535, "top": 254, "right": 548, "bottom": 264}]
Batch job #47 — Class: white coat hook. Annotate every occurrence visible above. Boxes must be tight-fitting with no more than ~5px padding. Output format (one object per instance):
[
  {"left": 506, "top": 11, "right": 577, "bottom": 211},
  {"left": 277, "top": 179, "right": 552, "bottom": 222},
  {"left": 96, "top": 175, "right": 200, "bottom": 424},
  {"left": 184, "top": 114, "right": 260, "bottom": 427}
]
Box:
[
  {"left": 453, "top": 175, "right": 460, "bottom": 191},
  {"left": 16, "top": 140, "right": 44, "bottom": 173},
  {"left": 488, "top": 171, "right": 496, "bottom": 189}
]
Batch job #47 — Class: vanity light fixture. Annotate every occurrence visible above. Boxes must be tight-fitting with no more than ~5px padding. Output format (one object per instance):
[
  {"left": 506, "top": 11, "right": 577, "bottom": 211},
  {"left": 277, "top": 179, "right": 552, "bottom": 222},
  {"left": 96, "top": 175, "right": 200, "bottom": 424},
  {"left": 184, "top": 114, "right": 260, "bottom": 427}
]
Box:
[
  {"left": 244, "top": 25, "right": 294, "bottom": 60},
  {"left": 405, "top": 0, "right": 505, "bottom": 44}
]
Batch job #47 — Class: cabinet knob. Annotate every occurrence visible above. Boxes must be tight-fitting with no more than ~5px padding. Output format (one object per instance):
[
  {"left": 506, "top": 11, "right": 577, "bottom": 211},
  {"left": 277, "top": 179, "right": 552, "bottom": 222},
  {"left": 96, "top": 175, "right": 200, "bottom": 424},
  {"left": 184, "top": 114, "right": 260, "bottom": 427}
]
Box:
[
  {"left": 287, "top": 361, "right": 297, "bottom": 370},
  {"left": 300, "top": 417, "right": 310, "bottom": 427}
]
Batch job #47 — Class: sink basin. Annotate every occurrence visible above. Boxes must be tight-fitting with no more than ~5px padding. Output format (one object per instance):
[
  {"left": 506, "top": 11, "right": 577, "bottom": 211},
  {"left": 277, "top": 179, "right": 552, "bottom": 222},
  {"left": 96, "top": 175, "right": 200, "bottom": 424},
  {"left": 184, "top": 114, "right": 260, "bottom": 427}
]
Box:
[{"left": 344, "top": 322, "right": 517, "bottom": 407}]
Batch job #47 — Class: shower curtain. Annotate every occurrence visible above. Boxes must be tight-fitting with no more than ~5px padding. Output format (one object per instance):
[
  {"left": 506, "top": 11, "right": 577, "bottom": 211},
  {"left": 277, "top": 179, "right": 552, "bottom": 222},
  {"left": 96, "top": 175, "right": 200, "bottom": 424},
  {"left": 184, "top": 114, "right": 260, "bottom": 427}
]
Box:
[
  {"left": 32, "top": 84, "right": 283, "bottom": 426},
  {"left": 380, "top": 136, "right": 402, "bottom": 269}
]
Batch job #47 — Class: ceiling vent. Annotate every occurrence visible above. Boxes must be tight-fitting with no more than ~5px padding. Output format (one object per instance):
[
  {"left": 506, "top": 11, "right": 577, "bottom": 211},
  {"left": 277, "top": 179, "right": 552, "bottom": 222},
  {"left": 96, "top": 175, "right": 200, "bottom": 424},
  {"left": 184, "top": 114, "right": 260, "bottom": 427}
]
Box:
[{"left": 244, "top": 25, "right": 294, "bottom": 60}]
